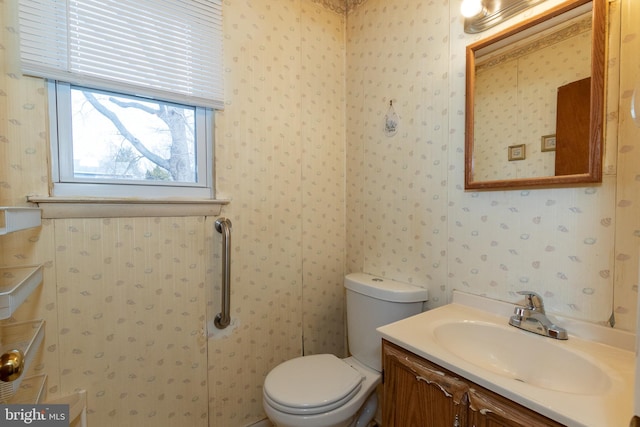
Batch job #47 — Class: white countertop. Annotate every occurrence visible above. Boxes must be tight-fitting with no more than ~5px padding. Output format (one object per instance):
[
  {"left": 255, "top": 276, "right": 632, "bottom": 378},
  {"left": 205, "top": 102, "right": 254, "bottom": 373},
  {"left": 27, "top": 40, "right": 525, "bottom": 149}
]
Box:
[{"left": 377, "top": 291, "right": 635, "bottom": 427}]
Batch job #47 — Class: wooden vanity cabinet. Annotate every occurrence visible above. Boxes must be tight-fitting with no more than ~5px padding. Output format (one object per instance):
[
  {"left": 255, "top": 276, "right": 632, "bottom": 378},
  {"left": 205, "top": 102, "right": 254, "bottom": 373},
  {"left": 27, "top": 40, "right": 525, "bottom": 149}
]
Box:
[
  {"left": 467, "top": 386, "right": 564, "bottom": 427},
  {"left": 382, "top": 339, "right": 468, "bottom": 426},
  {"left": 382, "top": 340, "right": 564, "bottom": 427}
]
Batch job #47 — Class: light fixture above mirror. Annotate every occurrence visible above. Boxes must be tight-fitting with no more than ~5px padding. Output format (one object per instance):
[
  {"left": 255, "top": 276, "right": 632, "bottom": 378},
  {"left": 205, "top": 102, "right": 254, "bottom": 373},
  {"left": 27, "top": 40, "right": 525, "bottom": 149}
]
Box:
[{"left": 462, "top": 0, "right": 547, "bottom": 33}]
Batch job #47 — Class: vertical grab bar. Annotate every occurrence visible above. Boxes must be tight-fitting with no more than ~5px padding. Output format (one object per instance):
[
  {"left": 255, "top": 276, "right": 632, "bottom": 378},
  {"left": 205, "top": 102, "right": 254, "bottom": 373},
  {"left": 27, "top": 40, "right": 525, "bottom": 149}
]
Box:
[{"left": 214, "top": 217, "right": 232, "bottom": 329}]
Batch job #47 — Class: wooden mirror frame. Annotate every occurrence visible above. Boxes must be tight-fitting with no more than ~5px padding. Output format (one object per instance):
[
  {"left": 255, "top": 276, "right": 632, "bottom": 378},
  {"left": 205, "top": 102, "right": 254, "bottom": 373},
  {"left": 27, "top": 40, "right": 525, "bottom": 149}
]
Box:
[{"left": 464, "top": 0, "right": 606, "bottom": 190}]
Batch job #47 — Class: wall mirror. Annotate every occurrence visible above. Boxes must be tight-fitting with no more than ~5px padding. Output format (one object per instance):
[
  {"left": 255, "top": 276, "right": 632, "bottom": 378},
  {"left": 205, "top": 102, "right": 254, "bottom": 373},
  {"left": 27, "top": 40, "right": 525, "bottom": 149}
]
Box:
[{"left": 465, "top": 0, "right": 606, "bottom": 190}]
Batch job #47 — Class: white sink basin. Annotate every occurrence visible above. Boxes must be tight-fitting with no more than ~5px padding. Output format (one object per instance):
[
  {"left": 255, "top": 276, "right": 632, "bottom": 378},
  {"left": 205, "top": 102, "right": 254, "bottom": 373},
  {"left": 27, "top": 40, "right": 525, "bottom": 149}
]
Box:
[
  {"left": 377, "top": 292, "right": 635, "bottom": 427},
  {"left": 432, "top": 321, "right": 611, "bottom": 395}
]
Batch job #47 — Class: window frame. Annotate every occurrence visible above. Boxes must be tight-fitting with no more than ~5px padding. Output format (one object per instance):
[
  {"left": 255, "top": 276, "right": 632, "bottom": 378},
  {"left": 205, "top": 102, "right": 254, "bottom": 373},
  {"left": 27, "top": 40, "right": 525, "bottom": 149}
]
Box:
[{"left": 48, "top": 81, "right": 215, "bottom": 200}]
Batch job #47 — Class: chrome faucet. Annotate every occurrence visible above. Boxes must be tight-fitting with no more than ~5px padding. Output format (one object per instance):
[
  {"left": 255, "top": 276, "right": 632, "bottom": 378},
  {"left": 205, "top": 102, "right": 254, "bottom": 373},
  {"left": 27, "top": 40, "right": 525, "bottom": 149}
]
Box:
[{"left": 509, "top": 291, "right": 568, "bottom": 340}]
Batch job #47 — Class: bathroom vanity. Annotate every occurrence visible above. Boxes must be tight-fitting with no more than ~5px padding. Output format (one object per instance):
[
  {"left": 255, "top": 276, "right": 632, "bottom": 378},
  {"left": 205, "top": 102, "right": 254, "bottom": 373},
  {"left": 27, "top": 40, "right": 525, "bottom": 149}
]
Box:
[
  {"left": 378, "top": 291, "right": 635, "bottom": 427},
  {"left": 382, "top": 339, "right": 563, "bottom": 426}
]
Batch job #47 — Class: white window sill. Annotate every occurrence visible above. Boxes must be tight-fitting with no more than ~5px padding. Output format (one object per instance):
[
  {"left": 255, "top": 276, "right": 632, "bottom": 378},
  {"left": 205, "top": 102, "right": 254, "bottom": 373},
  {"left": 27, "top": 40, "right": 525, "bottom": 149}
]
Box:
[{"left": 26, "top": 196, "right": 230, "bottom": 219}]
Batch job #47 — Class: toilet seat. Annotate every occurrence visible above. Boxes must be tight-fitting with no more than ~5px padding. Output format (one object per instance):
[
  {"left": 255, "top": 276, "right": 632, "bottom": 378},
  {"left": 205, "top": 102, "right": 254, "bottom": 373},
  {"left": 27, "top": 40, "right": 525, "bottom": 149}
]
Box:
[{"left": 263, "top": 354, "right": 364, "bottom": 416}]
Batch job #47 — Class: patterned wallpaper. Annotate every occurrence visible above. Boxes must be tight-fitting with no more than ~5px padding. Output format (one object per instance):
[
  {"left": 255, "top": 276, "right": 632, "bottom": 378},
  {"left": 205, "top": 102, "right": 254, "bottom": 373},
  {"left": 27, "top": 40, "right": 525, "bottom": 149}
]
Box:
[
  {"left": 55, "top": 217, "right": 210, "bottom": 423},
  {"left": 615, "top": 0, "right": 640, "bottom": 332},
  {"left": 1, "top": 1, "right": 639, "bottom": 427},
  {"left": 345, "top": 0, "right": 451, "bottom": 305}
]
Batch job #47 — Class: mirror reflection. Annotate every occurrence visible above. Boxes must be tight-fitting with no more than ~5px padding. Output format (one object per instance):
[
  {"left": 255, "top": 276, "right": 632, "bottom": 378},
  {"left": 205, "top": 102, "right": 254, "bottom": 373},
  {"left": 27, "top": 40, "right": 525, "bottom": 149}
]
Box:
[{"left": 465, "top": 0, "right": 605, "bottom": 190}]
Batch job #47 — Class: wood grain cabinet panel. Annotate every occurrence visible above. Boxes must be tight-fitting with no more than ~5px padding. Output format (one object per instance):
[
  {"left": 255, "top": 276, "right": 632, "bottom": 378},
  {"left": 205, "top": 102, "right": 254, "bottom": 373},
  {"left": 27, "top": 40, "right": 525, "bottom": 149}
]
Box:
[
  {"left": 555, "top": 77, "right": 591, "bottom": 176},
  {"left": 382, "top": 340, "right": 564, "bottom": 427},
  {"left": 468, "top": 386, "right": 563, "bottom": 427},
  {"left": 383, "top": 340, "right": 467, "bottom": 427}
]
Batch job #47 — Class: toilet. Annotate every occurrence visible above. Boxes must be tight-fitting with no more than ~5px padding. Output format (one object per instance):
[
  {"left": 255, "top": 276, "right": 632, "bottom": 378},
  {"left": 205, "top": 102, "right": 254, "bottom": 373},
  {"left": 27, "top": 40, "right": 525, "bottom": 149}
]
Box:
[{"left": 263, "top": 273, "right": 428, "bottom": 427}]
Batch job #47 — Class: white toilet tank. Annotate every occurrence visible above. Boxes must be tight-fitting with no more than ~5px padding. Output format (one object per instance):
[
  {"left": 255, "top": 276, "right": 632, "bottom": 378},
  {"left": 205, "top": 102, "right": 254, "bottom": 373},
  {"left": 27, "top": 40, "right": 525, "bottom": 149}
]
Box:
[{"left": 345, "top": 273, "right": 428, "bottom": 372}]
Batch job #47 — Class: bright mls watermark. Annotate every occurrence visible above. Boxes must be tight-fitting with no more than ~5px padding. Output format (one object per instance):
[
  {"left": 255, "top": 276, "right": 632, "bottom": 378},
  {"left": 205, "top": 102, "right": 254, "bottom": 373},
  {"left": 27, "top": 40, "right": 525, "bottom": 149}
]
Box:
[{"left": 1, "top": 405, "right": 69, "bottom": 426}]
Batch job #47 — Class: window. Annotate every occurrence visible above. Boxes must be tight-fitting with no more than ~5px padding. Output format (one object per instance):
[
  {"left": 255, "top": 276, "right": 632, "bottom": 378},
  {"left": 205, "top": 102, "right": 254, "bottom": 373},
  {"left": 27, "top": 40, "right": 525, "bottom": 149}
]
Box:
[
  {"left": 18, "top": 0, "right": 223, "bottom": 200},
  {"left": 49, "top": 82, "right": 213, "bottom": 199}
]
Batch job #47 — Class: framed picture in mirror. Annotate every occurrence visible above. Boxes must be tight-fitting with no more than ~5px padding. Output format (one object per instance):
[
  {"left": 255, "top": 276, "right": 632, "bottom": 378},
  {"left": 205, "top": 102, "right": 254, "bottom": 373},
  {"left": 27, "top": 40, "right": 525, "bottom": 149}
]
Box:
[
  {"left": 541, "top": 134, "right": 557, "bottom": 152},
  {"left": 508, "top": 144, "right": 526, "bottom": 161}
]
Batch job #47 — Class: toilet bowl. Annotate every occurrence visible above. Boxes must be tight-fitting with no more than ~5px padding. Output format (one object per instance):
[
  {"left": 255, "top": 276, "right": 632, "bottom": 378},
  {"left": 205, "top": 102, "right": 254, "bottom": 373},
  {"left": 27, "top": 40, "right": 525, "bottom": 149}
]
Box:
[
  {"left": 262, "top": 273, "right": 428, "bottom": 427},
  {"left": 263, "top": 356, "right": 379, "bottom": 427}
]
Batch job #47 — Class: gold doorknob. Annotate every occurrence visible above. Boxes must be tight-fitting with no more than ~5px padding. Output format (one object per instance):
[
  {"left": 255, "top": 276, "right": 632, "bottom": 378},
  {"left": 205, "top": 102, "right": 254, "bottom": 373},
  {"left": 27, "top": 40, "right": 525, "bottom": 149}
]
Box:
[{"left": 0, "top": 349, "right": 25, "bottom": 382}]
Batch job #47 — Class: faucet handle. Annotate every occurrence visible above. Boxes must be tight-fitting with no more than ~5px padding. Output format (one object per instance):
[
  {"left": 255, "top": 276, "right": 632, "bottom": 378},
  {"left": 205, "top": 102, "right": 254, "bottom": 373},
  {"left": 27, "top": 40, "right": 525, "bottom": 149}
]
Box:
[
  {"left": 512, "top": 305, "right": 526, "bottom": 320},
  {"left": 517, "top": 291, "right": 545, "bottom": 312}
]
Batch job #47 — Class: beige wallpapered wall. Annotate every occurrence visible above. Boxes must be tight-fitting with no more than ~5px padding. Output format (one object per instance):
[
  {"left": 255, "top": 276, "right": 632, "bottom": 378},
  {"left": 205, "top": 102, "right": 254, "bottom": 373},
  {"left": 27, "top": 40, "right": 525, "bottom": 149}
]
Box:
[
  {"left": 1, "top": 1, "right": 345, "bottom": 426},
  {"left": 345, "top": 0, "right": 451, "bottom": 301},
  {"left": 615, "top": 0, "right": 640, "bottom": 337},
  {"left": 1, "top": 0, "right": 639, "bottom": 426}
]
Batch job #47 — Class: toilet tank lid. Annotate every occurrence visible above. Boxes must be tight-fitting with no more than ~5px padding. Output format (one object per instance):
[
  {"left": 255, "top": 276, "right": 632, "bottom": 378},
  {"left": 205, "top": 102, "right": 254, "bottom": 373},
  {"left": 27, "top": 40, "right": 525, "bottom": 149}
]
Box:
[{"left": 345, "top": 273, "right": 428, "bottom": 303}]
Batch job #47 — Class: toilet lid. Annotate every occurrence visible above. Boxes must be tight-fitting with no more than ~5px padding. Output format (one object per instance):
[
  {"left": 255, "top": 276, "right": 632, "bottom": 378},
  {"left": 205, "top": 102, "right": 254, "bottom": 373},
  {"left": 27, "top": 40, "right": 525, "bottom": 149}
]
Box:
[{"left": 263, "top": 354, "right": 364, "bottom": 415}]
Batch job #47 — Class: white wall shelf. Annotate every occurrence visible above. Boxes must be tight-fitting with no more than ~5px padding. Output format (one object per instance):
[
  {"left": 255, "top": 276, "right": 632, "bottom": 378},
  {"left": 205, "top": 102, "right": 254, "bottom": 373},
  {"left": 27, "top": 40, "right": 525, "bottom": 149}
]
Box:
[
  {"left": 0, "top": 207, "right": 42, "bottom": 235},
  {"left": 0, "top": 206, "right": 50, "bottom": 406},
  {"left": 7, "top": 374, "right": 47, "bottom": 404},
  {"left": 0, "top": 320, "right": 45, "bottom": 402},
  {"left": 0, "top": 265, "right": 44, "bottom": 320}
]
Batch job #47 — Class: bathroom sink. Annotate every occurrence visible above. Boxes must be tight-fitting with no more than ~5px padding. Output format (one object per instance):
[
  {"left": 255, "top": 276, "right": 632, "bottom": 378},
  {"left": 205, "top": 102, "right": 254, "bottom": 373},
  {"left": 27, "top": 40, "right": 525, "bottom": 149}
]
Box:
[
  {"left": 378, "top": 293, "right": 636, "bottom": 427},
  {"left": 432, "top": 321, "right": 611, "bottom": 395}
]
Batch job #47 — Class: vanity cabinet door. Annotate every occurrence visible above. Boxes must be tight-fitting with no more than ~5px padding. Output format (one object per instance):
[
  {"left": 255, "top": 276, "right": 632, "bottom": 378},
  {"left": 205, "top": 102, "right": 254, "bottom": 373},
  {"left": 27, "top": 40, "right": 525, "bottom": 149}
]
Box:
[
  {"left": 467, "top": 386, "right": 565, "bottom": 427},
  {"left": 382, "top": 340, "right": 566, "bottom": 427},
  {"left": 382, "top": 340, "right": 468, "bottom": 427}
]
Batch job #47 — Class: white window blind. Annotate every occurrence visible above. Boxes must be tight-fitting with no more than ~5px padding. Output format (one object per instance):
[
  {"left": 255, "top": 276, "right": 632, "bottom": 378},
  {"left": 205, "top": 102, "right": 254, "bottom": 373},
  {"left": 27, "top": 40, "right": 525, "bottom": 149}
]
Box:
[{"left": 18, "top": 0, "right": 224, "bottom": 109}]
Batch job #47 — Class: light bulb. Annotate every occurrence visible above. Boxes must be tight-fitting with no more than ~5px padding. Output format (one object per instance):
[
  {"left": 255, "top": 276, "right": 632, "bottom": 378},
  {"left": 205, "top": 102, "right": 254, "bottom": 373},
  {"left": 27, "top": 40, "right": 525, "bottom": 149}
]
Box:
[{"left": 460, "top": 0, "right": 484, "bottom": 18}]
